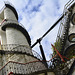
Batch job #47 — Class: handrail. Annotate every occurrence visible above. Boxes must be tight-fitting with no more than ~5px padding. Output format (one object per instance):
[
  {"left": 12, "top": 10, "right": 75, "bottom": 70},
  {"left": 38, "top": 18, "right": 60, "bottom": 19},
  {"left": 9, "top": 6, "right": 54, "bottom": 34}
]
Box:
[
  {"left": 65, "top": 0, "right": 75, "bottom": 9},
  {"left": 55, "top": 7, "right": 71, "bottom": 54}
]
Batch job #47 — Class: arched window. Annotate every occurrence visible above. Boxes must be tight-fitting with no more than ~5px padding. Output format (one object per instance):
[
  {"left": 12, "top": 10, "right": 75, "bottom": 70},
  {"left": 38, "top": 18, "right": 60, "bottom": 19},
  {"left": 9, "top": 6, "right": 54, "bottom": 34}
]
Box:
[
  {"left": 64, "top": 44, "right": 75, "bottom": 59},
  {"left": 68, "top": 33, "right": 75, "bottom": 42},
  {"left": 71, "top": 13, "right": 75, "bottom": 25}
]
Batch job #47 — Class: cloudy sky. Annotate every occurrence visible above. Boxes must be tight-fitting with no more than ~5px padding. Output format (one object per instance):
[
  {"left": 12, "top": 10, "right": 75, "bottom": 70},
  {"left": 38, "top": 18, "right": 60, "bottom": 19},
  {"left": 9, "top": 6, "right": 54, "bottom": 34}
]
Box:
[{"left": 0, "top": 0, "right": 70, "bottom": 60}]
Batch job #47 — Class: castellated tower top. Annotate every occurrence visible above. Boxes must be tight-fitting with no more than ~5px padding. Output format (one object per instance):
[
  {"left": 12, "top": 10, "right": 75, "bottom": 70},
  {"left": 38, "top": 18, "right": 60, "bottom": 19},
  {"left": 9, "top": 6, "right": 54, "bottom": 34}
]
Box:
[{"left": 0, "top": 1, "right": 31, "bottom": 46}]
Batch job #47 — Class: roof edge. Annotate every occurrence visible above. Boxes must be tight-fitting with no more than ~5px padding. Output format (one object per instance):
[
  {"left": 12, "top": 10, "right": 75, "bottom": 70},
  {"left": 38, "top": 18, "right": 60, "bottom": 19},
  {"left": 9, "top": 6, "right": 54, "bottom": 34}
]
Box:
[{"left": 5, "top": 3, "right": 18, "bottom": 20}]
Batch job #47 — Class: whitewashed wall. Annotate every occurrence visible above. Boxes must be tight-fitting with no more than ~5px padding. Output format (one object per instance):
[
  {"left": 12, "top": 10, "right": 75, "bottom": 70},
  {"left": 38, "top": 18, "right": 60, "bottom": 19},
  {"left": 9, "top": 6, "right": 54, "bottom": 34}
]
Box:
[
  {"left": 6, "top": 27, "right": 29, "bottom": 46},
  {"left": 4, "top": 7, "right": 17, "bottom": 21}
]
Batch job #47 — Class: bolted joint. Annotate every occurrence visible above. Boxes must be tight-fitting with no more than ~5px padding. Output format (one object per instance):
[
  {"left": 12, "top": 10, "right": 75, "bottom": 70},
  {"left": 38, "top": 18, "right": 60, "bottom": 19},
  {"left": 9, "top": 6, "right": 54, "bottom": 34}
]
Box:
[{"left": 37, "top": 38, "right": 42, "bottom": 44}]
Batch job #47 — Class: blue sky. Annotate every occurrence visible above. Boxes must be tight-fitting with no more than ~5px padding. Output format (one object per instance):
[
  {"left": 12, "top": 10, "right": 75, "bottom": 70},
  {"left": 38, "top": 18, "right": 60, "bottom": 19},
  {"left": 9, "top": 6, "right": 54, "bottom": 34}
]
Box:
[{"left": 0, "top": 0, "right": 70, "bottom": 60}]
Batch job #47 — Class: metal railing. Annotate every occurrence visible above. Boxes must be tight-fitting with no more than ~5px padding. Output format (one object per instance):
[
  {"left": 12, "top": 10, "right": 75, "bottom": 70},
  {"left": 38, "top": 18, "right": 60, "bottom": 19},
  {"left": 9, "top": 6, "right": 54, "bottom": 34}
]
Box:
[
  {"left": 65, "top": 0, "right": 75, "bottom": 9},
  {"left": 55, "top": 9, "right": 70, "bottom": 54},
  {"left": 55, "top": 0, "right": 75, "bottom": 51},
  {"left": 0, "top": 1, "right": 74, "bottom": 75}
]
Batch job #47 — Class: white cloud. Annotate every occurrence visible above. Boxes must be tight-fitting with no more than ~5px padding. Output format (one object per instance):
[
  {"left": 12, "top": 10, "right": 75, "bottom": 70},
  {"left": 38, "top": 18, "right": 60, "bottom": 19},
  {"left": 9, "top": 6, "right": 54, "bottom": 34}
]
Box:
[
  {"left": 0, "top": 1, "right": 5, "bottom": 10},
  {"left": 0, "top": 0, "right": 70, "bottom": 60}
]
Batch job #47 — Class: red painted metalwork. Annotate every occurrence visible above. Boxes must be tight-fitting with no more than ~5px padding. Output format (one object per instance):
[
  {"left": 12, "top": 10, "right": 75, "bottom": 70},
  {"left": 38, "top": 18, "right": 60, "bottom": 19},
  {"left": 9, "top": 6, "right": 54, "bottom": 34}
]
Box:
[
  {"left": 8, "top": 72, "right": 13, "bottom": 75},
  {"left": 1, "top": 19, "right": 7, "bottom": 24},
  {"left": 62, "top": 56, "right": 70, "bottom": 60},
  {"left": 0, "top": 54, "right": 57, "bottom": 72},
  {"left": 51, "top": 44, "right": 65, "bottom": 62}
]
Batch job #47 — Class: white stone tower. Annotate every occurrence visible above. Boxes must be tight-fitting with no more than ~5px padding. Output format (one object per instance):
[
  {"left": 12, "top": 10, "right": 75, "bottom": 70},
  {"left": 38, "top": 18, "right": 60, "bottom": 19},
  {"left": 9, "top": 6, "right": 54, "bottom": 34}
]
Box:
[
  {"left": 0, "top": 1, "right": 74, "bottom": 75},
  {"left": 0, "top": 2, "right": 52, "bottom": 75}
]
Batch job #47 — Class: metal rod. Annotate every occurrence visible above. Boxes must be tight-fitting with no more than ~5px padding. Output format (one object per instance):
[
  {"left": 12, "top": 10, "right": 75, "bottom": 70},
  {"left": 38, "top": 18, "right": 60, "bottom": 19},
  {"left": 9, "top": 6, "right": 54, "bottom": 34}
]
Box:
[
  {"left": 31, "top": 14, "right": 64, "bottom": 48},
  {"left": 41, "top": 14, "right": 64, "bottom": 39},
  {"left": 39, "top": 42, "right": 48, "bottom": 68}
]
